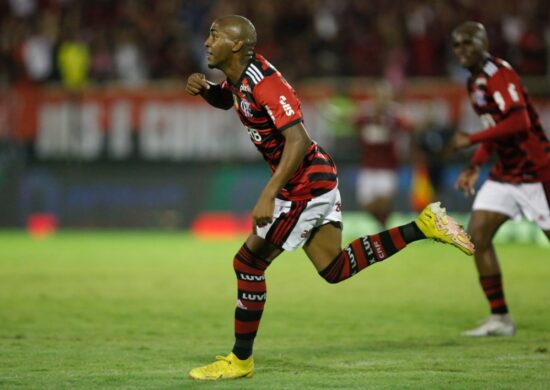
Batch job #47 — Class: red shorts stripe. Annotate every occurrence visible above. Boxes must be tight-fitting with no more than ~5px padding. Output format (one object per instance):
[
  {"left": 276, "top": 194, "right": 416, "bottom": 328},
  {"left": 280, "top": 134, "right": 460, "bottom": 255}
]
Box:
[
  {"left": 270, "top": 207, "right": 295, "bottom": 245},
  {"left": 271, "top": 200, "right": 307, "bottom": 245}
]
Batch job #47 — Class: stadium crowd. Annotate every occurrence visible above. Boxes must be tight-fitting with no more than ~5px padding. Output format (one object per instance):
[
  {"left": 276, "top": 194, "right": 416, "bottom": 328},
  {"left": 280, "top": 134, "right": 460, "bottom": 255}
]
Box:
[{"left": 1, "top": 0, "right": 549, "bottom": 88}]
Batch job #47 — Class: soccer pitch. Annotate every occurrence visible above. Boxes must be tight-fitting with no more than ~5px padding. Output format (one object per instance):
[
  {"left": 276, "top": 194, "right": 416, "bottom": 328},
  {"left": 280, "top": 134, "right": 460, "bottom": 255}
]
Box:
[{"left": 1, "top": 231, "right": 549, "bottom": 389}]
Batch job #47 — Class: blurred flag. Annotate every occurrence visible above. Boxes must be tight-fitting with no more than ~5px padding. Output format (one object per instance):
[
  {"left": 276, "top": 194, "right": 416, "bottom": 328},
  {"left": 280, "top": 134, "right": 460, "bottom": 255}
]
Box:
[{"left": 410, "top": 163, "right": 435, "bottom": 212}]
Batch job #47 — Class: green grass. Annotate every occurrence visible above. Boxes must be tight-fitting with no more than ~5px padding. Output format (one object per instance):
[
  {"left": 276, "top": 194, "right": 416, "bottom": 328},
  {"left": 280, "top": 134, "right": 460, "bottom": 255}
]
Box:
[{"left": 1, "top": 231, "right": 549, "bottom": 389}]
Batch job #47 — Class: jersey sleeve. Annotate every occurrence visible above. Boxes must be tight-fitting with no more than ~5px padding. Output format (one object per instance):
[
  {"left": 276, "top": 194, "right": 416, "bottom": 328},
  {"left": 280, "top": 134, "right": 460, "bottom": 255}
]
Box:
[
  {"left": 486, "top": 66, "right": 526, "bottom": 116},
  {"left": 253, "top": 74, "right": 303, "bottom": 131},
  {"left": 469, "top": 108, "right": 531, "bottom": 143},
  {"left": 220, "top": 79, "right": 231, "bottom": 91},
  {"left": 470, "top": 142, "right": 495, "bottom": 166}
]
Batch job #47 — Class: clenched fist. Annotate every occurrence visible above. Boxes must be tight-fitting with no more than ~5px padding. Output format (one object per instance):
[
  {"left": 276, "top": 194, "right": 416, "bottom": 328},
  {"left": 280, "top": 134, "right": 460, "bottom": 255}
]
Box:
[{"left": 186, "top": 73, "right": 211, "bottom": 96}]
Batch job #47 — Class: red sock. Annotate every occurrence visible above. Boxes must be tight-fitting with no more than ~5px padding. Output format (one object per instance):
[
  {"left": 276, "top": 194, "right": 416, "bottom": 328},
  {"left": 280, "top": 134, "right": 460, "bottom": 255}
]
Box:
[
  {"left": 320, "top": 226, "right": 410, "bottom": 283},
  {"left": 232, "top": 244, "right": 270, "bottom": 359},
  {"left": 480, "top": 274, "right": 509, "bottom": 314}
]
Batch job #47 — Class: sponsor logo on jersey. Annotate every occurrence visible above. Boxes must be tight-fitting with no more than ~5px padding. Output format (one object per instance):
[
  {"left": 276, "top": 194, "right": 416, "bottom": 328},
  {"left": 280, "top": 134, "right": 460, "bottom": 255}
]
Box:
[
  {"left": 240, "top": 83, "right": 251, "bottom": 93},
  {"left": 279, "top": 95, "right": 295, "bottom": 116}
]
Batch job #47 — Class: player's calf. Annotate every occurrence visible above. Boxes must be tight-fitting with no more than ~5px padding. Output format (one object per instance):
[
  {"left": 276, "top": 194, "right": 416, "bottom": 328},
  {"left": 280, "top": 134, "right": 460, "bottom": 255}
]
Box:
[{"left": 319, "top": 222, "right": 425, "bottom": 283}]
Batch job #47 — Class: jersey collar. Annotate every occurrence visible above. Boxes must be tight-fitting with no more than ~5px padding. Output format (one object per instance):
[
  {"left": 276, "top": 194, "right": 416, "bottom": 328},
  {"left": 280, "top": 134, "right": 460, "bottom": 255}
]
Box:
[{"left": 229, "top": 53, "right": 257, "bottom": 87}]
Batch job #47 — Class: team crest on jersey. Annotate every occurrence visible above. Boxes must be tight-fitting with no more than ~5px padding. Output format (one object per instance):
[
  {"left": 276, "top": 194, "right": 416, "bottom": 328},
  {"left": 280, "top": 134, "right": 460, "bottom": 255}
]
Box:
[
  {"left": 240, "top": 82, "right": 251, "bottom": 93},
  {"left": 240, "top": 99, "right": 253, "bottom": 117},
  {"left": 232, "top": 94, "right": 253, "bottom": 117},
  {"left": 471, "top": 90, "right": 486, "bottom": 106}
]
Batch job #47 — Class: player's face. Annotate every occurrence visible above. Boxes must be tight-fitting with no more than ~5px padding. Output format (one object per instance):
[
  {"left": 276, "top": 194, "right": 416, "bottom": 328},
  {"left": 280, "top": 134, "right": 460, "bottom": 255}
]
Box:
[
  {"left": 204, "top": 21, "right": 235, "bottom": 70},
  {"left": 452, "top": 31, "right": 485, "bottom": 69}
]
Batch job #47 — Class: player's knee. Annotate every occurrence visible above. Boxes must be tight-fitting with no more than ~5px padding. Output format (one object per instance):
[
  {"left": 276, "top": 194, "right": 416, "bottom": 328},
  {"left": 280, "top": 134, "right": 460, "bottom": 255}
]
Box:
[
  {"left": 233, "top": 252, "right": 254, "bottom": 272},
  {"left": 233, "top": 244, "right": 270, "bottom": 273},
  {"left": 233, "top": 255, "right": 241, "bottom": 272},
  {"left": 469, "top": 226, "right": 492, "bottom": 252}
]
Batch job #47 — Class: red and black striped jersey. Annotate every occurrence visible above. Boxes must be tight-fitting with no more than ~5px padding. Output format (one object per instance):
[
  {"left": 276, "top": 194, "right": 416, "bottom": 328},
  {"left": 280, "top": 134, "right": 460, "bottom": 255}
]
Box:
[
  {"left": 354, "top": 102, "right": 412, "bottom": 169},
  {"left": 467, "top": 56, "right": 550, "bottom": 183},
  {"left": 220, "top": 53, "right": 337, "bottom": 201}
]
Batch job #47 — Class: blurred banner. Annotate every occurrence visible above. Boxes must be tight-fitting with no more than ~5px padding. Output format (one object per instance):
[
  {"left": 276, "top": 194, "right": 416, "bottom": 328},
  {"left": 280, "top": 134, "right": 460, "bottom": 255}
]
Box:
[
  {"left": 2, "top": 81, "right": 550, "bottom": 229},
  {"left": 0, "top": 81, "right": 503, "bottom": 162}
]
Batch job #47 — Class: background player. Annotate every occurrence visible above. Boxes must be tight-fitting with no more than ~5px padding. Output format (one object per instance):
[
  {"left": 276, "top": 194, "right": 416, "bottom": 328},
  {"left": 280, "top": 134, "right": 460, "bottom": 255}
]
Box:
[
  {"left": 451, "top": 21, "right": 550, "bottom": 337},
  {"left": 186, "top": 15, "right": 474, "bottom": 380},
  {"left": 354, "top": 82, "right": 413, "bottom": 228}
]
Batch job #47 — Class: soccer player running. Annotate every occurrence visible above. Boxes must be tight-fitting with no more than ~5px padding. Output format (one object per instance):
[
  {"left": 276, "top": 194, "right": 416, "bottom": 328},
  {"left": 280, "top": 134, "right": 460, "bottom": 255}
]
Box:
[
  {"left": 353, "top": 82, "right": 414, "bottom": 228},
  {"left": 451, "top": 21, "right": 550, "bottom": 337},
  {"left": 186, "top": 15, "right": 474, "bottom": 380}
]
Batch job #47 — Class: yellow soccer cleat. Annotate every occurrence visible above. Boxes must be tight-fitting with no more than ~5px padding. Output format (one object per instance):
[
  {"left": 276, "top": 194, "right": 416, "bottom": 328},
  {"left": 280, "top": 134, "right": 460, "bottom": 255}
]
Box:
[
  {"left": 189, "top": 352, "right": 254, "bottom": 380},
  {"left": 415, "top": 201, "right": 475, "bottom": 256}
]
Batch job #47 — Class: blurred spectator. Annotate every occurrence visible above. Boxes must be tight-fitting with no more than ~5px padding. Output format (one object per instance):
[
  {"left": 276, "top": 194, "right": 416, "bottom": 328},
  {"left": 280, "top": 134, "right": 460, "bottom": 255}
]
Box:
[
  {"left": 8, "top": 0, "right": 37, "bottom": 18},
  {"left": 0, "top": 0, "right": 548, "bottom": 86},
  {"left": 22, "top": 15, "right": 56, "bottom": 83},
  {"left": 113, "top": 25, "right": 147, "bottom": 86},
  {"left": 406, "top": 2, "right": 438, "bottom": 76},
  {"left": 57, "top": 26, "right": 90, "bottom": 90},
  {"left": 89, "top": 29, "right": 114, "bottom": 83},
  {"left": 517, "top": 16, "right": 547, "bottom": 75}
]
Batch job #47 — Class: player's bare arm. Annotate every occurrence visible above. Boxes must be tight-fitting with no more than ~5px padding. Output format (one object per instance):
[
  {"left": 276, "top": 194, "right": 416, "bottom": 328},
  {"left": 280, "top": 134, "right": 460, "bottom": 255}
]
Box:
[
  {"left": 451, "top": 131, "right": 472, "bottom": 150},
  {"left": 252, "top": 123, "right": 312, "bottom": 227},
  {"left": 454, "top": 165, "right": 480, "bottom": 196},
  {"left": 185, "top": 73, "right": 233, "bottom": 109}
]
